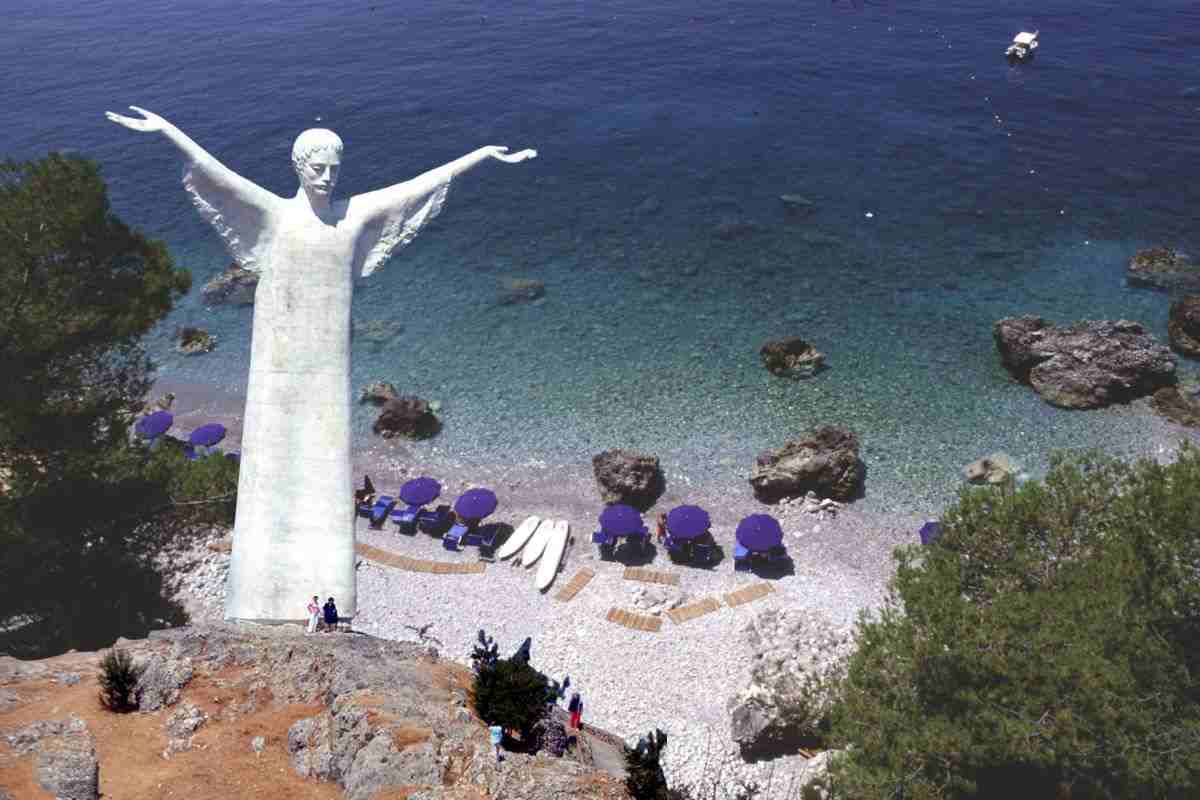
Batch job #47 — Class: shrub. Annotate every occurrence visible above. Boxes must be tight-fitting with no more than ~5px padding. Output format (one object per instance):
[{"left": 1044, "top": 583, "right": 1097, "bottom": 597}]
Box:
[
  {"left": 626, "top": 728, "right": 671, "bottom": 800},
  {"left": 470, "top": 630, "right": 554, "bottom": 740},
  {"left": 826, "top": 445, "right": 1200, "bottom": 799},
  {"left": 98, "top": 647, "right": 143, "bottom": 712}
]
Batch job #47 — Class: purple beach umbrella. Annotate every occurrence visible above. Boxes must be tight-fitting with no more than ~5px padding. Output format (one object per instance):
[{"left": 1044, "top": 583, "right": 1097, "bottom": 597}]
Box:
[
  {"left": 135, "top": 410, "right": 173, "bottom": 439},
  {"left": 400, "top": 477, "right": 442, "bottom": 506},
  {"left": 919, "top": 521, "right": 943, "bottom": 546},
  {"left": 735, "top": 514, "right": 784, "bottom": 552},
  {"left": 666, "top": 505, "right": 710, "bottom": 540},
  {"left": 598, "top": 504, "right": 644, "bottom": 536},
  {"left": 188, "top": 423, "right": 227, "bottom": 447},
  {"left": 454, "top": 488, "right": 498, "bottom": 520}
]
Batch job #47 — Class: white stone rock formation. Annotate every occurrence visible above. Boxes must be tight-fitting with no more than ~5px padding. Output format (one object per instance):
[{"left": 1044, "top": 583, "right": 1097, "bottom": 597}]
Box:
[{"left": 107, "top": 106, "right": 536, "bottom": 622}]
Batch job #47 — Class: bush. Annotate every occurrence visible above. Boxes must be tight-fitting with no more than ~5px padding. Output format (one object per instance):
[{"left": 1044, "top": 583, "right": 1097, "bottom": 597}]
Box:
[
  {"left": 98, "top": 647, "right": 143, "bottom": 712},
  {"left": 470, "top": 630, "right": 554, "bottom": 741},
  {"left": 826, "top": 446, "right": 1200, "bottom": 799},
  {"left": 626, "top": 728, "right": 671, "bottom": 800}
]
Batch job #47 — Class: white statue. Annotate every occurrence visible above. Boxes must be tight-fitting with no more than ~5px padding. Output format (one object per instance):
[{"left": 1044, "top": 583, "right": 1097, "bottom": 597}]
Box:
[{"left": 106, "top": 106, "right": 536, "bottom": 622}]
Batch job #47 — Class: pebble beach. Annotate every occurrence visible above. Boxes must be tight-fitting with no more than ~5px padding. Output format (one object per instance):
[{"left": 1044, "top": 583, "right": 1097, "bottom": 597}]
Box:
[{"left": 160, "top": 378, "right": 1200, "bottom": 791}]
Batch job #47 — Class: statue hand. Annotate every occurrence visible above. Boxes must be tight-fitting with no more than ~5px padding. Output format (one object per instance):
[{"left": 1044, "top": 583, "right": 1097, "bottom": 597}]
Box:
[
  {"left": 104, "top": 105, "right": 172, "bottom": 134},
  {"left": 485, "top": 146, "right": 538, "bottom": 164}
]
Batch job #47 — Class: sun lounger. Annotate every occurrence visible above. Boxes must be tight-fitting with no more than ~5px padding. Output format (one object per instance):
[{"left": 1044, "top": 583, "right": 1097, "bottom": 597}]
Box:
[
  {"left": 391, "top": 502, "right": 422, "bottom": 534},
  {"left": 475, "top": 523, "right": 502, "bottom": 561},
  {"left": 692, "top": 542, "right": 713, "bottom": 564},
  {"left": 443, "top": 521, "right": 468, "bottom": 550},
  {"left": 733, "top": 542, "right": 752, "bottom": 572},
  {"left": 369, "top": 495, "right": 396, "bottom": 529},
  {"left": 418, "top": 504, "right": 452, "bottom": 534},
  {"left": 591, "top": 530, "right": 611, "bottom": 545}
]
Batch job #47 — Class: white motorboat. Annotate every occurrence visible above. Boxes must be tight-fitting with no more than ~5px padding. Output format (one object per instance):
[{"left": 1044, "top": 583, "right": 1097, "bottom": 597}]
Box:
[{"left": 1006, "top": 31, "right": 1039, "bottom": 62}]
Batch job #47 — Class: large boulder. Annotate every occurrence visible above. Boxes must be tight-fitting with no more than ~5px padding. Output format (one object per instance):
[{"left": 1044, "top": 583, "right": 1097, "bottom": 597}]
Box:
[
  {"left": 1150, "top": 384, "right": 1200, "bottom": 428},
  {"left": 1168, "top": 295, "right": 1200, "bottom": 357},
  {"left": 994, "top": 316, "right": 1176, "bottom": 409},
  {"left": 133, "top": 653, "right": 194, "bottom": 711},
  {"left": 373, "top": 396, "right": 440, "bottom": 439},
  {"left": 759, "top": 337, "right": 825, "bottom": 378},
  {"left": 1126, "top": 247, "right": 1200, "bottom": 292},
  {"left": 591, "top": 448, "right": 665, "bottom": 509},
  {"left": 359, "top": 380, "right": 399, "bottom": 406},
  {"left": 33, "top": 721, "right": 99, "bottom": 800},
  {"left": 499, "top": 277, "right": 546, "bottom": 305},
  {"left": 175, "top": 326, "right": 216, "bottom": 355},
  {"left": 727, "top": 610, "right": 853, "bottom": 759},
  {"left": 200, "top": 262, "right": 259, "bottom": 306},
  {"left": 750, "top": 426, "right": 864, "bottom": 502}
]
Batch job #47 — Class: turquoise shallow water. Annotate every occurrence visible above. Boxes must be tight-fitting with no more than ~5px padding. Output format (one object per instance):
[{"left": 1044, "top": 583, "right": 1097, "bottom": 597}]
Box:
[{"left": 3, "top": 0, "right": 1199, "bottom": 512}]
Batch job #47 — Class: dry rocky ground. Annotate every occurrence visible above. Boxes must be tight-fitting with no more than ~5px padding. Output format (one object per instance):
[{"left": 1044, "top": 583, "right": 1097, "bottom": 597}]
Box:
[{"left": 0, "top": 623, "right": 628, "bottom": 800}]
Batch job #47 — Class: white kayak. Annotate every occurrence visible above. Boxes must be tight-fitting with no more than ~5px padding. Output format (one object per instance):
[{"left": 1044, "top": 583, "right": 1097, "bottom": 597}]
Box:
[
  {"left": 521, "top": 518, "right": 556, "bottom": 567},
  {"left": 535, "top": 519, "right": 570, "bottom": 591},
  {"left": 497, "top": 515, "right": 541, "bottom": 560}
]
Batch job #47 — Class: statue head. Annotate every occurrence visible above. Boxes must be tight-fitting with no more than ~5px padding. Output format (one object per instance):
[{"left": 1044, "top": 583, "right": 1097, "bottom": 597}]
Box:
[{"left": 292, "top": 128, "right": 343, "bottom": 198}]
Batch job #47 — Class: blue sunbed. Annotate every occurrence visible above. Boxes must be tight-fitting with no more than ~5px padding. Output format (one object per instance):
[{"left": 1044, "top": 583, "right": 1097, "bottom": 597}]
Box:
[
  {"left": 391, "top": 502, "right": 422, "bottom": 534},
  {"left": 443, "top": 521, "right": 468, "bottom": 550},
  {"left": 369, "top": 495, "right": 396, "bottom": 528}
]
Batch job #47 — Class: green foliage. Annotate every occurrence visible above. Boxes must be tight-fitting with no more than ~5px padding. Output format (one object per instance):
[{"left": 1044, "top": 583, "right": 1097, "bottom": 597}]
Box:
[
  {"left": 0, "top": 154, "right": 221, "bottom": 658},
  {"left": 827, "top": 446, "right": 1200, "bottom": 800},
  {"left": 470, "top": 631, "right": 554, "bottom": 739},
  {"left": 97, "top": 647, "right": 143, "bottom": 712}
]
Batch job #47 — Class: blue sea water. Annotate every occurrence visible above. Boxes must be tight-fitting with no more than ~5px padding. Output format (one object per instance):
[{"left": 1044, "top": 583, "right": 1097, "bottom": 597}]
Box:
[{"left": 4, "top": 0, "right": 1200, "bottom": 511}]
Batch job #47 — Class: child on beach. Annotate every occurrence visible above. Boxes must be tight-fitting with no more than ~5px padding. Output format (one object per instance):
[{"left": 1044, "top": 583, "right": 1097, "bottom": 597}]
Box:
[
  {"left": 489, "top": 724, "right": 504, "bottom": 763},
  {"left": 306, "top": 595, "right": 321, "bottom": 634}
]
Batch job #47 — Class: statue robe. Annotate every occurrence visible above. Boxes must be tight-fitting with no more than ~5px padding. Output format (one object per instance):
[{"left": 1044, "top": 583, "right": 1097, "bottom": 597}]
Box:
[{"left": 184, "top": 158, "right": 450, "bottom": 622}]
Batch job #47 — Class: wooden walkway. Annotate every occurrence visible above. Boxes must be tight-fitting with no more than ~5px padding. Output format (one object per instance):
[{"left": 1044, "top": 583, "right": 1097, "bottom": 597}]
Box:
[
  {"left": 622, "top": 566, "right": 680, "bottom": 587},
  {"left": 723, "top": 582, "right": 775, "bottom": 608},
  {"left": 356, "top": 543, "right": 486, "bottom": 574},
  {"left": 665, "top": 597, "right": 722, "bottom": 625},
  {"left": 605, "top": 607, "right": 663, "bottom": 632},
  {"left": 554, "top": 568, "right": 596, "bottom": 602}
]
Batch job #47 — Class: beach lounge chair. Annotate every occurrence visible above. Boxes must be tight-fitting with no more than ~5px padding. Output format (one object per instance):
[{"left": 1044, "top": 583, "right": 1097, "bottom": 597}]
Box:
[
  {"left": 475, "top": 524, "right": 502, "bottom": 560},
  {"left": 443, "top": 521, "right": 468, "bottom": 550},
  {"left": 692, "top": 542, "right": 713, "bottom": 564},
  {"left": 733, "top": 542, "right": 752, "bottom": 572},
  {"left": 419, "top": 504, "right": 452, "bottom": 534},
  {"left": 369, "top": 495, "right": 396, "bottom": 529},
  {"left": 391, "top": 502, "right": 422, "bottom": 534}
]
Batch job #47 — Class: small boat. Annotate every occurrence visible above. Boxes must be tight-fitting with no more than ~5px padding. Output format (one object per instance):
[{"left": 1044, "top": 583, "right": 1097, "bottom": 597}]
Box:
[{"left": 1006, "top": 31, "right": 1039, "bottom": 62}]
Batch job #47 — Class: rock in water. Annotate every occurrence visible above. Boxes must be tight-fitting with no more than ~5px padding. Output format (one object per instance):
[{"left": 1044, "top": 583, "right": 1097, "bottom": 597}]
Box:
[
  {"left": 373, "top": 396, "right": 440, "bottom": 439},
  {"left": 591, "top": 448, "right": 665, "bottom": 509},
  {"left": 1126, "top": 247, "right": 1200, "bottom": 292},
  {"left": 359, "top": 380, "right": 399, "bottom": 406},
  {"left": 499, "top": 277, "right": 546, "bottom": 305},
  {"left": 779, "top": 194, "right": 817, "bottom": 217},
  {"left": 750, "top": 426, "right": 864, "bottom": 502},
  {"left": 759, "top": 337, "right": 825, "bottom": 378},
  {"left": 963, "top": 452, "right": 1017, "bottom": 484},
  {"left": 200, "top": 262, "right": 259, "bottom": 306},
  {"left": 1150, "top": 385, "right": 1200, "bottom": 428},
  {"left": 175, "top": 326, "right": 216, "bottom": 355},
  {"left": 1168, "top": 295, "right": 1200, "bottom": 357},
  {"left": 34, "top": 723, "right": 99, "bottom": 800},
  {"left": 994, "top": 316, "right": 1176, "bottom": 409}
]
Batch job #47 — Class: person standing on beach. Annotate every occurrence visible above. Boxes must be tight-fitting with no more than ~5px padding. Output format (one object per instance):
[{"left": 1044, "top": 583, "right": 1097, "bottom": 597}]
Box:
[
  {"left": 323, "top": 597, "right": 339, "bottom": 631},
  {"left": 568, "top": 692, "right": 583, "bottom": 730},
  {"left": 306, "top": 595, "right": 321, "bottom": 634},
  {"left": 655, "top": 513, "right": 667, "bottom": 543},
  {"left": 489, "top": 724, "right": 504, "bottom": 763}
]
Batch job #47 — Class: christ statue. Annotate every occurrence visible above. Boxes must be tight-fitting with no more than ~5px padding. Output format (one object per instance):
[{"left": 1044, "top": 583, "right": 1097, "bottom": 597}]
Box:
[{"left": 106, "top": 105, "right": 536, "bottom": 623}]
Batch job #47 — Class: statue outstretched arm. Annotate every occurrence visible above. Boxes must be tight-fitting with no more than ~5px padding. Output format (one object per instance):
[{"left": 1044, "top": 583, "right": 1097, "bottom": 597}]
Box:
[
  {"left": 105, "top": 106, "right": 278, "bottom": 211},
  {"left": 350, "top": 145, "right": 537, "bottom": 279},
  {"left": 353, "top": 145, "right": 537, "bottom": 223},
  {"left": 105, "top": 106, "right": 280, "bottom": 272}
]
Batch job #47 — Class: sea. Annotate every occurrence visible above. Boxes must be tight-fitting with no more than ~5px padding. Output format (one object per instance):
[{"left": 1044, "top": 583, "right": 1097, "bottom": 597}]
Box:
[{"left": 4, "top": 0, "right": 1200, "bottom": 513}]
